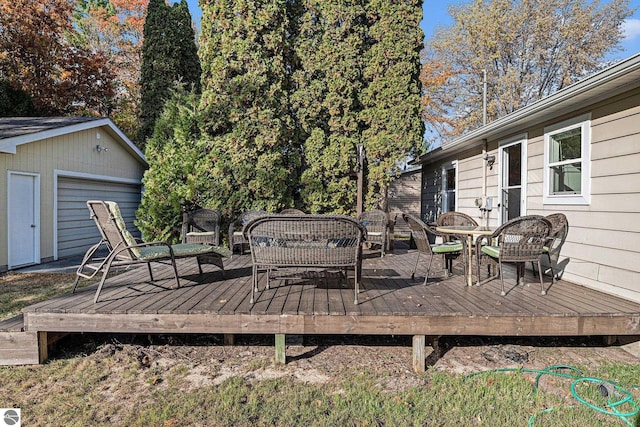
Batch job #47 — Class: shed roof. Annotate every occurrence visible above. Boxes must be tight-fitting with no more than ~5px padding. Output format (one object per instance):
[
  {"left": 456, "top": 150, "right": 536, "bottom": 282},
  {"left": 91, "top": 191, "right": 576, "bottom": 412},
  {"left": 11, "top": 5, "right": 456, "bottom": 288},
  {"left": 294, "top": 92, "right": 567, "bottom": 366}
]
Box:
[
  {"left": 0, "top": 116, "right": 146, "bottom": 165},
  {"left": 416, "top": 52, "right": 640, "bottom": 165}
]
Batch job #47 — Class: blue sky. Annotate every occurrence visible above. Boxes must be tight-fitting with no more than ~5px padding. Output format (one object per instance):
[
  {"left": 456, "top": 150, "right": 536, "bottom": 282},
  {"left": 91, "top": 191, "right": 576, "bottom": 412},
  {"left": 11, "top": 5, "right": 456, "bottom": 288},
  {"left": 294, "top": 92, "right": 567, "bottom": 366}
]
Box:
[{"left": 185, "top": 0, "right": 640, "bottom": 60}]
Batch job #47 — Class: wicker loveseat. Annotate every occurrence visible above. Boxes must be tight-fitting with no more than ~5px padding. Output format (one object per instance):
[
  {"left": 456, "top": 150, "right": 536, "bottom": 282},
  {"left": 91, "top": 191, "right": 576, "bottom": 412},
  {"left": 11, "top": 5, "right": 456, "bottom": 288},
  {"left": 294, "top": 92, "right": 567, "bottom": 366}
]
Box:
[{"left": 244, "top": 214, "right": 366, "bottom": 305}]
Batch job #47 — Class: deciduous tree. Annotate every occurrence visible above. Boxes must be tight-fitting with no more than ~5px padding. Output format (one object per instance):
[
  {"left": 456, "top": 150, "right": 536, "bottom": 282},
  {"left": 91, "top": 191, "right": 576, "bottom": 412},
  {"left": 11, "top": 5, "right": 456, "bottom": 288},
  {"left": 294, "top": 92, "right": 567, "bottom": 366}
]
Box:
[
  {"left": 421, "top": 0, "right": 633, "bottom": 139},
  {"left": 0, "top": 0, "right": 115, "bottom": 115},
  {"left": 73, "top": 0, "right": 148, "bottom": 137}
]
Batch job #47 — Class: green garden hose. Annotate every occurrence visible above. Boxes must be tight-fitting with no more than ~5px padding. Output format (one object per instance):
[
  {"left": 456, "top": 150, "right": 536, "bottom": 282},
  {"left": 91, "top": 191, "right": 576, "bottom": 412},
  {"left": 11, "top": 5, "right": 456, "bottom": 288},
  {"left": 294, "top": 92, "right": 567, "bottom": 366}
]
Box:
[{"left": 467, "top": 365, "right": 639, "bottom": 426}]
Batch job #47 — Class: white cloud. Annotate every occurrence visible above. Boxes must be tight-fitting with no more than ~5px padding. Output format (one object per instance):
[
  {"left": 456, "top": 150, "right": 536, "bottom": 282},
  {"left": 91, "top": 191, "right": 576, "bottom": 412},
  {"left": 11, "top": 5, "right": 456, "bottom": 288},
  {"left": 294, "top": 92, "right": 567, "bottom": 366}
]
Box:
[{"left": 622, "top": 18, "right": 640, "bottom": 41}]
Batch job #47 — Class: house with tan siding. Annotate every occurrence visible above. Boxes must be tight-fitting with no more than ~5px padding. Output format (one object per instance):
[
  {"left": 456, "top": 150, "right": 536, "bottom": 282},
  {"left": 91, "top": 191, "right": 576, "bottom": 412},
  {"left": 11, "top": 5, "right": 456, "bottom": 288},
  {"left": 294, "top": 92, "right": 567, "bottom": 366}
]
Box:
[
  {"left": 414, "top": 53, "right": 640, "bottom": 303},
  {"left": 0, "top": 117, "right": 147, "bottom": 272}
]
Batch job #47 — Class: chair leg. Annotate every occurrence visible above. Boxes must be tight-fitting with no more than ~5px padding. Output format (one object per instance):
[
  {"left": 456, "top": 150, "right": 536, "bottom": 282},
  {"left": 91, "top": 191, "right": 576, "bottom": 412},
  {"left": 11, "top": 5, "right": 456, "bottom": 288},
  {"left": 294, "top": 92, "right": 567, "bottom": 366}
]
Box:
[
  {"left": 196, "top": 257, "right": 204, "bottom": 275},
  {"left": 424, "top": 254, "right": 434, "bottom": 286},
  {"left": 546, "top": 253, "right": 555, "bottom": 284},
  {"left": 499, "top": 259, "right": 506, "bottom": 296},
  {"left": 537, "top": 259, "right": 547, "bottom": 295},
  {"left": 147, "top": 263, "right": 154, "bottom": 282},
  {"left": 354, "top": 264, "right": 359, "bottom": 305},
  {"left": 169, "top": 257, "right": 181, "bottom": 289},
  {"left": 250, "top": 265, "right": 257, "bottom": 304},
  {"left": 94, "top": 255, "right": 116, "bottom": 303},
  {"left": 411, "top": 252, "right": 421, "bottom": 280}
]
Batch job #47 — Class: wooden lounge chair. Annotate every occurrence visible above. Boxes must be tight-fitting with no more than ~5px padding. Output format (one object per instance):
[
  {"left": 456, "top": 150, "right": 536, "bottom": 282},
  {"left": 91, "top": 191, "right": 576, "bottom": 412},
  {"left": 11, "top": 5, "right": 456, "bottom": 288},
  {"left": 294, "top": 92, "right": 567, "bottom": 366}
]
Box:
[
  {"left": 358, "top": 209, "right": 389, "bottom": 257},
  {"left": 476, "top": 215, "right": 552, "bottom": 296},
  {"left": 403, "top": 213, "right": 465, "bottom": 285},
  {"left": 72, "top": 201, "right": 231, "bottom": 303}
]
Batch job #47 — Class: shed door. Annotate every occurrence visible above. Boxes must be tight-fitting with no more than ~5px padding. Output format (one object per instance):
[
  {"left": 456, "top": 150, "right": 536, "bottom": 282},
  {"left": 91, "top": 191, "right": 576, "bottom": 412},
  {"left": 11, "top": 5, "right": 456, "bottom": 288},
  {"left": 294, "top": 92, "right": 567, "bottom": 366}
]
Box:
[
  {"left": 56, "top": 177, "right": 141, "bottom": 258},
  {"left": 8, "top": 172, "right": 40, "bottom": 268}
]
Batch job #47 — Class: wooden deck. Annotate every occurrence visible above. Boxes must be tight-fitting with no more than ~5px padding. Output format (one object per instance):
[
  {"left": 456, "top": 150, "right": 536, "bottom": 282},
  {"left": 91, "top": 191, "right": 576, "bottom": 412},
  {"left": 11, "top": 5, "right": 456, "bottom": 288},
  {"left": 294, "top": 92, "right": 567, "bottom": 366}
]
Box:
[{"left": 6, "top": 244, "right": 640, "bottom": 369}]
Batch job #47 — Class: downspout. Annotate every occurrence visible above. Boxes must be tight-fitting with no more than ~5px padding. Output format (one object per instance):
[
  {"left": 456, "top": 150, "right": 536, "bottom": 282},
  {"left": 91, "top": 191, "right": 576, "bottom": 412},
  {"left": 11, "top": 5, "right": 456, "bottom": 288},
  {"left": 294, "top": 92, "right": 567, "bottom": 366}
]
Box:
[{"left": 481, "top": 138, "right": 488, "bottom": 223}]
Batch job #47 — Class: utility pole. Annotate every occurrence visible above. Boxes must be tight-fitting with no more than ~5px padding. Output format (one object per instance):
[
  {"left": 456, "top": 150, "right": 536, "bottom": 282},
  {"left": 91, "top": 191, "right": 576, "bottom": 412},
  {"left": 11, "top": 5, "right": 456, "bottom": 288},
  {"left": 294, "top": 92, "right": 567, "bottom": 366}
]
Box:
[{"left": 482, "top": 69, "right": 487, "bottom": 126}]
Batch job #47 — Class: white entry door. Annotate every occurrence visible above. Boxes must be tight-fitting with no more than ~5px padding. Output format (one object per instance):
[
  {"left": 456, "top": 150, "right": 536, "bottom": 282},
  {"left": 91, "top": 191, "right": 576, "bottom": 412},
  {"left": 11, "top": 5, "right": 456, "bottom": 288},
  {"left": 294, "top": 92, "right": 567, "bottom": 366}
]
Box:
[
  {"left": 8, "top": 172, "right": 40, "bottom": 268},
  {"left": 499, "top": 137, "right": 527, "bottom": 223}
]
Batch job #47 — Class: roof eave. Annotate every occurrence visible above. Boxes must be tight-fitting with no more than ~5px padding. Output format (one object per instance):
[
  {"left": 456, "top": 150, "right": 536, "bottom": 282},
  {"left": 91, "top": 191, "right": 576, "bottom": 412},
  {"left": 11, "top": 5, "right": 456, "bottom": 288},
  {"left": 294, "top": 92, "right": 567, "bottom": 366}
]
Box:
[{"left": 0, "top": 118, "right": 147, "bottom": 165}]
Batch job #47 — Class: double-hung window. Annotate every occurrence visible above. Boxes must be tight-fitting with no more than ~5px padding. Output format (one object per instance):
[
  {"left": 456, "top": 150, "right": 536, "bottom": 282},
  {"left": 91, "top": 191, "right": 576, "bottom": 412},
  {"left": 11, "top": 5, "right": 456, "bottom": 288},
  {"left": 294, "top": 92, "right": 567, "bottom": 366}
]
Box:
[{"left": 543, "top": 114, "right": 591, "bottom": 205}]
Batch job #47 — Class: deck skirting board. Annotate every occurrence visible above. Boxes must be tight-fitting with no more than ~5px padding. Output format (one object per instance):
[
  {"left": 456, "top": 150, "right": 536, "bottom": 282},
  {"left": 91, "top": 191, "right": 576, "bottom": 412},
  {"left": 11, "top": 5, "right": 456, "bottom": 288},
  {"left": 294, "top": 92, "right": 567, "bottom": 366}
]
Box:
[
  {"left": 23, "top": 312, "right": 640, "bottom": 336},
  {"left": 0, "top": 331, "right": 40, "bottom": 365}
]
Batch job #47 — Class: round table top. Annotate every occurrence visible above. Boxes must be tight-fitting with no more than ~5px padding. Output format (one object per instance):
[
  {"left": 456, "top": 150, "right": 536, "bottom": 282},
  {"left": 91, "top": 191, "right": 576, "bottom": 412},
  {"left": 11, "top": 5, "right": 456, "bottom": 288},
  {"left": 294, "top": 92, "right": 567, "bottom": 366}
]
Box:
[{"left": 435, "top": 225, "right": 496, "bottom": 235}]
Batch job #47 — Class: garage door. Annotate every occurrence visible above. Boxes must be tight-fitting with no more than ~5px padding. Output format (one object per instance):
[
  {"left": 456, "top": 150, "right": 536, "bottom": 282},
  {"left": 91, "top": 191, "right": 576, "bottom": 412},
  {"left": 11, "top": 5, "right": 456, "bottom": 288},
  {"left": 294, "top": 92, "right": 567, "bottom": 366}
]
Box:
[{"left": 57, "top": 177, "right": 142, "bottom": 259}]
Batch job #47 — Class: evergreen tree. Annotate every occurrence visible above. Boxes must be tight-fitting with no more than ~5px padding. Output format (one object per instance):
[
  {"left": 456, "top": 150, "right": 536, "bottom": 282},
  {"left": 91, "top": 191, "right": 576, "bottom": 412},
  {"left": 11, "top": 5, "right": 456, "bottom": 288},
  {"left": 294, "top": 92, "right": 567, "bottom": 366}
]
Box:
[
  {"left": 138, "top": 0, "right": 200, "bottom": 147},
  {"left": 359, "top": 0, "right": 424, "bottom": 210},
  {"left": 292, "top": 1, "right": 367, "bottom": 215},
  {"left": 136, "top": 86, "right": 208, "bottom": 242},
  {"left": 198, "top": 0, "right": 300, "bottom": 218}
]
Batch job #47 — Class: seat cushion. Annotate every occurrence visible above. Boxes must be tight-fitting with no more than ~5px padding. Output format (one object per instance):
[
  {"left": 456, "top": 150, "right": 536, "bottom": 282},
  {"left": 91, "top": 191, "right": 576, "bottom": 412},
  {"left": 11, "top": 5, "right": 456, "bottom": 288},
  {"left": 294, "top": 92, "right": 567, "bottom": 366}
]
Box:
[
  {"left": 139, "top": 244, "right": 231, "bottom": 260},
  {"left": 187, "top": 231, "right": 216, "bottom": 238},
  {"left": 431, "top": 242, "right": 462, "bottom": 253},
  {"left": 481, "top": 245, "right": 500, "bottom": 258}
]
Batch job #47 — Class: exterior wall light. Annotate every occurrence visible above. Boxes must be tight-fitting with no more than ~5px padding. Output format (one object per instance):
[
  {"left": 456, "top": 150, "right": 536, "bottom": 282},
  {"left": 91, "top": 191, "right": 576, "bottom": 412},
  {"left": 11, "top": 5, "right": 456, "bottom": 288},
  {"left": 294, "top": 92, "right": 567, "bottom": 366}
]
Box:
[
  {"left": 96, "top": 145, "right": 109, "bottom": 153},
  {"left": 484, "top": 154, "right": 495, "bottom": 170}
]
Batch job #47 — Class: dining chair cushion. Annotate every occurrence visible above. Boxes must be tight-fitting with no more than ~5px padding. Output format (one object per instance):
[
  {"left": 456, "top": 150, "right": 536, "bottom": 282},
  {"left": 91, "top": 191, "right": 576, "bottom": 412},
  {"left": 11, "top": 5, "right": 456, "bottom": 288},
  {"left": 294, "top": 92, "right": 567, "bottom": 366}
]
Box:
[
  {"left": 431, "top": 242, "right": 463, "bottom": 254},
  {"left": 481, "top": 245, "right": 500, "bottom": 259}
]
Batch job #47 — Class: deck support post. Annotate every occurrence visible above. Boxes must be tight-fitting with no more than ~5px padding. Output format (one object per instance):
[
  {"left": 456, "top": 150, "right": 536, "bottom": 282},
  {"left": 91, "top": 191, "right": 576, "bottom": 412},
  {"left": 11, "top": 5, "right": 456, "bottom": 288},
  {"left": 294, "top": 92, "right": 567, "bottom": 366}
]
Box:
[
  {"left": 37, "top": 331, "right": 48, "bottom": 363},
  {"left": 223, "top": 334, "right": 235, "bottom": 345},
  {"left": 412, "top": 335, "right": 426, "bottom": 373},
  {"left": 274, "top": 334, "right": 286, "bottom": 365}
]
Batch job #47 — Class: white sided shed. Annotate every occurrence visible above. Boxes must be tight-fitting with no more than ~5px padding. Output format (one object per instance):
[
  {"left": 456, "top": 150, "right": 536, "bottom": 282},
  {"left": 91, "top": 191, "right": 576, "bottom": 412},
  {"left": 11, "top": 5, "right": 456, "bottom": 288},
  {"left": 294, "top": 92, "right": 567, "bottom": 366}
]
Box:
[{"left": 0, "top": 117, "right": 147, "bottom": 271}]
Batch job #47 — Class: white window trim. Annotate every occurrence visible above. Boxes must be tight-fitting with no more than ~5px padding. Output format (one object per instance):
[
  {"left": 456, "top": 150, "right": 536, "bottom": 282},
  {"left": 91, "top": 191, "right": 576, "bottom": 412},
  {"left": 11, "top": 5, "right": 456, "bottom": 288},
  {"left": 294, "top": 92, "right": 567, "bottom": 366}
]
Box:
[
  {"left": 543, "top": 113, "right": 591, "bottom": 205},
  {"left": 441, "top": 160, "right": 458, "bottom": 213},
  {"left": 498, "top": 133, "right": 528, "bottom": 223}
]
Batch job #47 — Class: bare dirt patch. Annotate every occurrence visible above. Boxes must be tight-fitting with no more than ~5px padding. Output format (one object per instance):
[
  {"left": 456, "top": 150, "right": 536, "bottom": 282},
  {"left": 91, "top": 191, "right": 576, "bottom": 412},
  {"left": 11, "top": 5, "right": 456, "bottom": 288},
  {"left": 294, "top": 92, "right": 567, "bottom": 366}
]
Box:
[{"left": 50, "top": 333, "right": 640, "bottom": 394}]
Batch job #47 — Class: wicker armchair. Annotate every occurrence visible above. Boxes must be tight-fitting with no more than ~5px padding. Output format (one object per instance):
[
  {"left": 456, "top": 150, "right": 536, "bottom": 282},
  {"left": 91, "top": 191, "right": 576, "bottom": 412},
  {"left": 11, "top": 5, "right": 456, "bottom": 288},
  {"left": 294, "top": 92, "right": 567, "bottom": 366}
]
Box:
[
  {"left": 229, "top": 209, "right": 268, "bottom": 255},
  {"left": 533, "top": 213, "right": 568, "bottom": 283},
  {"left": 182, "top": 208, "right": 221, "bottom": 246},
  {"left": 476, "top": 215, "right": 552, "bottom": 296},
  {"left": 403, "top": 213, "right": 465, "bottom": 285},
  {"left": 358, "top": 209, "right": 389, "bottom": 257},
  {"left": 436, "top": 212, "right": 478, "bottom": 243}
]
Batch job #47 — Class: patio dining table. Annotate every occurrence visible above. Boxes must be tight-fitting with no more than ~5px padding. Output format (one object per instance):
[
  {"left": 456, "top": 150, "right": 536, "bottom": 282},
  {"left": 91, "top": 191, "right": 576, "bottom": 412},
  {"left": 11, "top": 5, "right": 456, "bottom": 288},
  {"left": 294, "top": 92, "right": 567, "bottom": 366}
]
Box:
[{"left": 435, "top": 225, "right": 496, "bottom": 287}]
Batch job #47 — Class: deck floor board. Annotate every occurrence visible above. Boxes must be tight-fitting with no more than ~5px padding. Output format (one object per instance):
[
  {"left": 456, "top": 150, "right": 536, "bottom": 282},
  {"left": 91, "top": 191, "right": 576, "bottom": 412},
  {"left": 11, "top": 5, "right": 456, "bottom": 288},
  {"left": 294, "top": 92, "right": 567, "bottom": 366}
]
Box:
[{"left": 17, "top": 246, "right": 640, "bottom": 338}]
